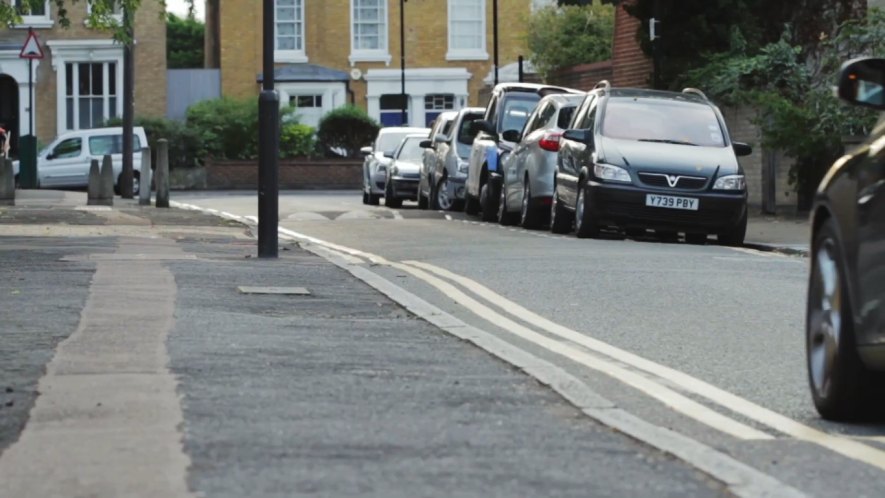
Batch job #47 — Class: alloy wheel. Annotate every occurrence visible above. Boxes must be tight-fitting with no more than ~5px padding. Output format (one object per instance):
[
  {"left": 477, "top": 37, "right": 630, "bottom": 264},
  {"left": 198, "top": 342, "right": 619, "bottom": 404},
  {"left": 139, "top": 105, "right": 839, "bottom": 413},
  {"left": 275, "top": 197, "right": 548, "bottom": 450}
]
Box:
[
  {"left": 437, "top": 178, "right": 452, "bottom": 211},
  {"left": 808, "top": 239, "right": 842, "bottom": 399},
  {"left": 520, "top": 183, "right": 530, "bottom": 225},
  {"left": 575, "top": 188, "right": 585, "bottom": 231}
]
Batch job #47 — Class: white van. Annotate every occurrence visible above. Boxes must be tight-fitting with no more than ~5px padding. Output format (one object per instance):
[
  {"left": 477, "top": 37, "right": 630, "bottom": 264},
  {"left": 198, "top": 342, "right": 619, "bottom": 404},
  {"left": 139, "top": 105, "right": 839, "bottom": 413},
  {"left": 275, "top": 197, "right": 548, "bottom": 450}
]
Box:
[{"left": 13, "top": 127, "right": 148, "bottom": 194}]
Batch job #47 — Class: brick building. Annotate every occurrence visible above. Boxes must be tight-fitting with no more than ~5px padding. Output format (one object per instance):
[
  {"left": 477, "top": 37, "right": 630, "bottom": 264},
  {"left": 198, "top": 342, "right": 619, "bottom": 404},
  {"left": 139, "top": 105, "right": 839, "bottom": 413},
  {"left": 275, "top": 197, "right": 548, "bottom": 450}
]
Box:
[
  {"left": 207, "top": 0, "right": 552, "bottom": 128},
  {"left": 0, "top": 1, "right": 167, "bottom": 155}
]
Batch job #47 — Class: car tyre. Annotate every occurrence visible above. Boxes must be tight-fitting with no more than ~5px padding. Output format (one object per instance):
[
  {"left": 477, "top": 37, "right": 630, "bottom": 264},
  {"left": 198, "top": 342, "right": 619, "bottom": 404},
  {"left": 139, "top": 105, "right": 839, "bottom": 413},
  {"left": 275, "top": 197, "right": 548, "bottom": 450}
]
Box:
[
  {"left": 718, "top": 212, "right": 747, "bottom": 246},
  {"left": 520, "top": 180, "right": 540, "bottom": 229},
  {"left": 435, "top": 177, "right": 454, "bottom": 211},
  {"left": 480, "top": 180, "right": 499, "bottom": 223},
  {"left": 464, "top": 193, "right": 480, "bottom": 215},
  {"left": 362, "top": 191, "right": 369, "bottom": 205},
  {"left": 384, "top": 181, "right": 402, "bottom": 208},
  {"left": 574, "top": 182, "right": 600, "bottom": 239},
  {"left": 807, "top": 218, "right": 881, "bottom": 421},
  {"left": 418, "top": 188, "right": 429, "bottom": 210},
  {"left": 114, "top": 171, "right": 140, "bottom": 196},
  {"left": 549, "top": 187, "right": 572, "bottom": 234},
  {"left": 367, "top": 193, "right": 380, "bottom": 206},
  {"left": 497, "top": 180, "right": 517, "bottom": 226}
]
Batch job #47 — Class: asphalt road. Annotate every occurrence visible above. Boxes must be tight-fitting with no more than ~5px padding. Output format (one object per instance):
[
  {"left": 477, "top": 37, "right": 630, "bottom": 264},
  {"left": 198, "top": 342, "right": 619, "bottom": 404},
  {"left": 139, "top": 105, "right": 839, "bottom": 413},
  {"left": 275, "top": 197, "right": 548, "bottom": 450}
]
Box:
[{"left": 174, "top": 190, "right": 885, "bottom": 498}]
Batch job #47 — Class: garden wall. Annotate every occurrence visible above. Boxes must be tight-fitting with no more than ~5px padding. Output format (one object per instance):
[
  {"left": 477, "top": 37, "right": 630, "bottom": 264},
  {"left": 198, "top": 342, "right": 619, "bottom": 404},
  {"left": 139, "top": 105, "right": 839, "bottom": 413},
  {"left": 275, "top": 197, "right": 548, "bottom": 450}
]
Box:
[{"left": 183, "top": 159, "right": 363, "bottom": 190}]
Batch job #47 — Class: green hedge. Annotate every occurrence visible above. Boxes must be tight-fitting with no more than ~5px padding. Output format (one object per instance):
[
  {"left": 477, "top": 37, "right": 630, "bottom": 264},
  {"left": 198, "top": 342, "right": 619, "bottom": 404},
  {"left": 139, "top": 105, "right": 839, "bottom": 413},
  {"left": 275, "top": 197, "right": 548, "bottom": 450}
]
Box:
[
  {"left": 316, "top": 105, "right": 380, "bottom": 158},
  {"left": 104, "top": 116, "right": 204, "bottom": 170}
]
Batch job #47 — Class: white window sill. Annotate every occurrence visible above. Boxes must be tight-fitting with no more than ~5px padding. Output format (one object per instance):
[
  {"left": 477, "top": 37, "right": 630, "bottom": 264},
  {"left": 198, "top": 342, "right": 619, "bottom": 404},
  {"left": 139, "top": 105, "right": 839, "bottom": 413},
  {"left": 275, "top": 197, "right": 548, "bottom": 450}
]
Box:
[
  {"left": 275, "top": 52, "right": 308, "bottom": 64},
  {"left": 446, "top": 50, "right": 489, "bottom": 61},
  {"left": 13, "top": 18, "right": 54, "bottom": 29},
  {"left": 349, "top": 51, "right": 391, "bottom": 66}
]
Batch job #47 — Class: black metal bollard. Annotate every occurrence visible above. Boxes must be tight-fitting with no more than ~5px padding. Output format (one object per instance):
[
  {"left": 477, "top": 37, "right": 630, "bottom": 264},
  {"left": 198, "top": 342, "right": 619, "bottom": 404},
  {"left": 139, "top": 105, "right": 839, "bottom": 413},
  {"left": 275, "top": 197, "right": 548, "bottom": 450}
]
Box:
[
  {"left": 87, "top": 159, "right": 101, "bottom": 206},
  {"left": 99, "top": 154, "right": 114, "bottom": 206},
  {"left": 0, "top": 159, "right": 14, "bottom": 206},
  {"left": 155, "top": 139, "right": 169, "bottom": 208}
]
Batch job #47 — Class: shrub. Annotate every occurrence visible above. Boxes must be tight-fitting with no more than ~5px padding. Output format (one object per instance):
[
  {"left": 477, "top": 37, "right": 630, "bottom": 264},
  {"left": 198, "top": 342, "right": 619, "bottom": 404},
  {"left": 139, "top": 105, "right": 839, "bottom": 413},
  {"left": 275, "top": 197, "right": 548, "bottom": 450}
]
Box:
[
  {"left": 185, "top": 97, "right": 303, "bottom": 160},
  {"left": 316, "top": 105, "right": 380, "bottom": 158},
  {"left": 104, "top": 116, "right": 205, "bottom": 170},
  {"left": 280, "top": 123, "right": 316, "bottom": 158}
]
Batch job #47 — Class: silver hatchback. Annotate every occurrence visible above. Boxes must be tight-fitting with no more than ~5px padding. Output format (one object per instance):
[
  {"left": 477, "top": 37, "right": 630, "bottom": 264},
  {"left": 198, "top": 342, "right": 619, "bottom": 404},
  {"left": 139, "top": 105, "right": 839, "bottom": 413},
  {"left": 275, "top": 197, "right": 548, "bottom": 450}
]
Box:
[{"left": 498, "top": 94, "right": 584, "bottom": 228}]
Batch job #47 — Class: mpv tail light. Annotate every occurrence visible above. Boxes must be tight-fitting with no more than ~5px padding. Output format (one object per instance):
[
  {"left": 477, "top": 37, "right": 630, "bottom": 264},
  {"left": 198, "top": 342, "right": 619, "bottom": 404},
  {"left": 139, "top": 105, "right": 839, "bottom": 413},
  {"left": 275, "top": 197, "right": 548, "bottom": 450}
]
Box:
[{"left": 538, "top": 132, "right": 563, "bottom": 152}]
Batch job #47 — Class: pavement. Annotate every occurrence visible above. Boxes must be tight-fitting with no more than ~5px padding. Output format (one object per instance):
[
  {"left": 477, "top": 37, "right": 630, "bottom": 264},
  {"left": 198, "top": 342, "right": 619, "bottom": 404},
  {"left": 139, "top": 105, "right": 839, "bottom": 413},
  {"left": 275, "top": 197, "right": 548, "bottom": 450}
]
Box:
[{"left": 0, "top": 189, "right": 810, "bottom": 497}]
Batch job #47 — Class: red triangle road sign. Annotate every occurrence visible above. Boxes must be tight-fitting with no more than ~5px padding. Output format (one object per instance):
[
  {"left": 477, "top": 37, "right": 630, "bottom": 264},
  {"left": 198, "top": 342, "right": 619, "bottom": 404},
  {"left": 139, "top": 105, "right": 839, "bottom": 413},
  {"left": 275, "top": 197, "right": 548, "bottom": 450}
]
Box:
[{"left": 19, "top": 30, "right": 44, "bottom": 60}]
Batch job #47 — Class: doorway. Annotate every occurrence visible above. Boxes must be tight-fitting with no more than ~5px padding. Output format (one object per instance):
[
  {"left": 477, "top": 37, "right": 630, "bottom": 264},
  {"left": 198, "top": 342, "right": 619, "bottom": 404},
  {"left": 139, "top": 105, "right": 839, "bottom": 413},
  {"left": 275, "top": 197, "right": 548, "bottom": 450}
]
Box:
[{"left": 0, "top": 75, "right": 19, "bottom": 157}]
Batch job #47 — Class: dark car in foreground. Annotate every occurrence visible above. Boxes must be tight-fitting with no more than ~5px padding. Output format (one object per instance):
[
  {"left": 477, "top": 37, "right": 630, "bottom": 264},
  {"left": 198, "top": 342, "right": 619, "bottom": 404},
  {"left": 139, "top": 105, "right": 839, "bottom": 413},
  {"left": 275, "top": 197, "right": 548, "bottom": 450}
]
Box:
[
  {"left": 806, "top": 57, "right": 885, "bottom": 421},
  {"left": 553, "top": 81, "right": 753, "bottom": 244}
]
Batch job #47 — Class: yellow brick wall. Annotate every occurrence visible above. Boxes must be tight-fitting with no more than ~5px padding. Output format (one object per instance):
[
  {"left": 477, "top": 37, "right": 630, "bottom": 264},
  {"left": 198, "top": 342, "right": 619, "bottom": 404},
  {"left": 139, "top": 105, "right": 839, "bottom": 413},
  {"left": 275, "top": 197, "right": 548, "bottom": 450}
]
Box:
[
  {"left": 0, "top": 1, "right": 166, "bottom": 144},
  {"left": 220, "top": 0, "right": 531, "bottom": 109}
]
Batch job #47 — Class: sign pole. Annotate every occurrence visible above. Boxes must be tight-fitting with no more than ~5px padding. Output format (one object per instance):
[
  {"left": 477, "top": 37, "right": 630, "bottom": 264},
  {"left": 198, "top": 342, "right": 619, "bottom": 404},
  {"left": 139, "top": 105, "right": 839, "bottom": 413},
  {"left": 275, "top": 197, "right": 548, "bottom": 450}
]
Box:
[
  {"left": 18, "top": 27, "right": 43, "bottom": 189},
  {"left": 28, "top": 56, "right": 32, "bottom": 136}
]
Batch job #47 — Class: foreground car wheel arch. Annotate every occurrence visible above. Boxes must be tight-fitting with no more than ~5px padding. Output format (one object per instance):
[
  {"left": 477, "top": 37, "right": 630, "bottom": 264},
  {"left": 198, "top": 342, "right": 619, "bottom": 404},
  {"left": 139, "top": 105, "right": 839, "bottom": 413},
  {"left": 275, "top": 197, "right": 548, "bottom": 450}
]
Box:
[{"left": 806, "top": 217, "right": 880, "bottom": 420}]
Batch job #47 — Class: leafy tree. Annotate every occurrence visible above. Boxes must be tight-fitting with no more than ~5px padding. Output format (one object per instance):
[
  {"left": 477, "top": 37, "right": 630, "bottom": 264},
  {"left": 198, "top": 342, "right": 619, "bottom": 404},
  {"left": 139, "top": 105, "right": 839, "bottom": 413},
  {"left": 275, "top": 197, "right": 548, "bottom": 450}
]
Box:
[
  {"left": 683, "top": 10, "right": 885, "bottom": 206},
  {"left": 167, "top": 13, "right": 204, "bottom": 69},
  {"left": 528, "top": 4, "right": 615, "bottom": 81}
]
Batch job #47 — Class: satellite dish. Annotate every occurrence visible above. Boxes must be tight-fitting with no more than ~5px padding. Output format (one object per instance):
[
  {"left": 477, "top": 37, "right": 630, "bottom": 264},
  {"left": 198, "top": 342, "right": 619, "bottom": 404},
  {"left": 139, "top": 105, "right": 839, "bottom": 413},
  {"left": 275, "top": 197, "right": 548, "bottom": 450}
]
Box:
[{"left": 350, "top": 68, "right": 363, "bottom": 80}]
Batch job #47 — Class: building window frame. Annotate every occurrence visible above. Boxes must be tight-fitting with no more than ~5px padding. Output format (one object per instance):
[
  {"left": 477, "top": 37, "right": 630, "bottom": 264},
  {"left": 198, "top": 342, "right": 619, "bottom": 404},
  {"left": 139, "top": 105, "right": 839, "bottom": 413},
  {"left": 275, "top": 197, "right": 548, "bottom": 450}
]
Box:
[
  {"left": 349, "top": 0, "right": 391, "bottom": 66},
  {"left": 12, "top": 0, "right": 54, "bottom": 29},
  {"left": 275, "top": 0, "right": 307, "bottom": 63},
  {"left": 85, "top": 0, "right": 123, "bottom": 24},
  {"left": 447, "top": 0, "right": 488, "bottom": 61},
  {"left": 46, "top": 39, "right": 124, "bottom": 135}
]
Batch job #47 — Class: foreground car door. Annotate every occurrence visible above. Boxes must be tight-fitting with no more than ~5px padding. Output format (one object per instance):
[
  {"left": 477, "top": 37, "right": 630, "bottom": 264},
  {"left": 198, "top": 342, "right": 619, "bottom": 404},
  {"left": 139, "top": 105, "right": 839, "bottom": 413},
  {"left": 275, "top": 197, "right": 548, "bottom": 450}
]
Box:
[
  {"left": 39, "top": 137, "right": 87, "bottom": 188},
  {"left": 856, "top": 137, "right": 885, "bottom": 345}
]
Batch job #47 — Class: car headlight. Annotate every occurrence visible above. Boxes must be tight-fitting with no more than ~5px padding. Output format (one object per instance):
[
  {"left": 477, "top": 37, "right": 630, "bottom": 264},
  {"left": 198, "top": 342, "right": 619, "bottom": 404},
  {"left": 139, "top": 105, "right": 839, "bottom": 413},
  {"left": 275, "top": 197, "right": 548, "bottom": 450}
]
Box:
[
  {"left": 713, "top": 174, "right": 746, "bottom": 191},
  {"left": 594, "top": 163, "right": 631, "bottom": 183},
  {"left": 457, "top": 158, "right": 469, "bottom": 173}
]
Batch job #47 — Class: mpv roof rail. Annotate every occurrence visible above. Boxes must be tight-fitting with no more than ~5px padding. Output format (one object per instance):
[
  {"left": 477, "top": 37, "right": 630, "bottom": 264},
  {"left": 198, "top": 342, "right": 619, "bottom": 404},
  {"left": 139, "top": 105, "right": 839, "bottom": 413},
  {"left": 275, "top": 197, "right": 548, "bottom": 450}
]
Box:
[
  {"left": 593, "top": 80, "right": 612, "bottom": 92},
  {"left": 681, "top": 87, "right": 709, "bottom": 100}
]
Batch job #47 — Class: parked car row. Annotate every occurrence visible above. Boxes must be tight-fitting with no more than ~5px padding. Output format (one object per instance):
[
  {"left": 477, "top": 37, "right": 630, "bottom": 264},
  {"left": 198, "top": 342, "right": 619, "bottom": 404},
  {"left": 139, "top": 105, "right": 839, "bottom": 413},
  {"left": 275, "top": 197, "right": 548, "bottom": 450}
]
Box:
[
  {"left": 359, "top": 58, "right": 885, "bottom": 422},
  {"left": 365, "top": 80, "right": 754, "bottom": 246}
]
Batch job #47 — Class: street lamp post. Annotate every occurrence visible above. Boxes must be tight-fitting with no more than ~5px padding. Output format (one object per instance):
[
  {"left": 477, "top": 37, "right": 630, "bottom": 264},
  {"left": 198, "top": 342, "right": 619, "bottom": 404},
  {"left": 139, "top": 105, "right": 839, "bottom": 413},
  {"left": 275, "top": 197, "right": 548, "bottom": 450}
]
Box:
[
  {"left": 493, "top": 0, "right": 498, "bottom": 85},
  {"left": 400, "top": 0, "right": 407, "bottom": 125},
  {"left": 258, "top": 0, "right": 280, "bottom": 258}
]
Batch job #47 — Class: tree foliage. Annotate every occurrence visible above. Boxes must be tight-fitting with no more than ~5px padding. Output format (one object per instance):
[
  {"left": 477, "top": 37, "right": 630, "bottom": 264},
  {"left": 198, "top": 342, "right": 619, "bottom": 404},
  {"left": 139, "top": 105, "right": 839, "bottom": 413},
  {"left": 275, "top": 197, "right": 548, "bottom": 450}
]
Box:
[
  {"left": 167, "top": 13, "right": 204, "bottom": 68},
  {"left": 528, "top": 3, "right": 615, "bottom": 81},
  {"left": 5, "top": 0, "right": 192, "bottom": 44},
  {"left": 682, "top": 10, "right": 885, "bottom": 202}
]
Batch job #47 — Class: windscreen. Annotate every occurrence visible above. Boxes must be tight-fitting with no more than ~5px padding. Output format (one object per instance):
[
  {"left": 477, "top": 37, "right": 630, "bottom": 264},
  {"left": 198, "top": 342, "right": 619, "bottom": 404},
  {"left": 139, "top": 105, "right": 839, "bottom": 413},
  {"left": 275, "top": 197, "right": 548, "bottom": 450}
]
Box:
[
  {"left": 601, "top": 98, "right": 726, "bottom": 147},
  {"left": 499, "top": 95, "right": 540, "bottom": 133},
  {"left": 395, "top": 137, "right": 425, "bottom": 162},
  {"left": 377, "top": 131, "right": 414, "bottom": 154},
  {"left": 557, "top": 105, "right": 576, "bottom": 129},
  {"left": 456, "top": 113, "right": 482, "bottom": 159}
]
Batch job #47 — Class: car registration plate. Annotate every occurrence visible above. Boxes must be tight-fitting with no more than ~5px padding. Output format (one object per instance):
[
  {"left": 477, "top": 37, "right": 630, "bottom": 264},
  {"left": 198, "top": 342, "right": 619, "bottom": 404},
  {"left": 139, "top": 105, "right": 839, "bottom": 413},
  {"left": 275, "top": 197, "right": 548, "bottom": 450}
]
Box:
[{"left": 645, "top": 194, "right": 698, "bottom": 211}]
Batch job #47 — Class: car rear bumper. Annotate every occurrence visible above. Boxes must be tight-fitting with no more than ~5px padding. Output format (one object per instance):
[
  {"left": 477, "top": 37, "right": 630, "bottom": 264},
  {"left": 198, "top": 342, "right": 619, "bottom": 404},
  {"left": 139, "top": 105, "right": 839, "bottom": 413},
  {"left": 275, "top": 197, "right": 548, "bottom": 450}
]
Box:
[{"left": 586, "top": 180, "right": 747, "bottom": 233}]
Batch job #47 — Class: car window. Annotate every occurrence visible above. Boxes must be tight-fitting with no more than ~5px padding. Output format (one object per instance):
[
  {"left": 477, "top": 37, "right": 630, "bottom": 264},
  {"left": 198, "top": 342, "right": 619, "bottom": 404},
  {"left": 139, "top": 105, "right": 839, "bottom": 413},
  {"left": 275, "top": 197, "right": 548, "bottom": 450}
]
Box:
[
  {"left": 557, "top": 105, "right": 577, "bottom": 129},
  {"left": 88, "top": 134, "right": 143, "bottom": 156},
  {"left": 441, "top": 119, "right": 454, "bottom": 137},
  {"left": 456, "top": 113, "right": 482, "bottom": 159},
  {"left": 538, "top": 103, "right": 557, "bottom": 128},
  {"left": 578, "top": 98, "right": 598, "bottom": 130},
  {"left": 377, "top": 132, "right": 413, "bottom": 153},
  {"left": 499, "top": 95, "right": 539, "bottom": 133},
  {"left": 570, "top": 94, "right": 596, "bottom": 130},
  {"left": 521, "top": 104, "right": 545, "bottom": 136},
  {"left": 602, "top": 98, "right": 726, "bottom": 147},
  {"left": 52, "top": 138, "right": 82, "bottom": 159},
  {"left": 395, "top": 137, "right": 425, "bottom": 162}
]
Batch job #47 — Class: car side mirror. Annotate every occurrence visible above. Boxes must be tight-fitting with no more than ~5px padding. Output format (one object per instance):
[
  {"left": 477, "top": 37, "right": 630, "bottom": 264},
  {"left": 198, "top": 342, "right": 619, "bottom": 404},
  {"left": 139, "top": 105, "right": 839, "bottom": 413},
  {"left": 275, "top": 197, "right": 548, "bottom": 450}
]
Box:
[
  {"left": 562, "top": 129, "right": 593, "bottom": 146},
  {"left": 419, "top": 140, "right": 433, "bottom": 149},
  {"left": 838, "top": 57, "right": 885, "bottom": 110},
  {"left": 433, "top": 134, "right": 449, "bottom": 144},
  {"left": 501, "top": 129, "right": 521, "bottom": 143},
  {"left": 360, "top": 146, "right": 373, "bottom": 156},
  {"left": 383, "top": 151, "right": 395, "bottom": 159},
  {"left": 732, "top": 142, "right": 752, "bottom": 157},
  {"left": 471, "top": 119, "right": 495, "bottom": 136},
  {"left": 46, "top": 152, "right": 55, "bottom": 160}
]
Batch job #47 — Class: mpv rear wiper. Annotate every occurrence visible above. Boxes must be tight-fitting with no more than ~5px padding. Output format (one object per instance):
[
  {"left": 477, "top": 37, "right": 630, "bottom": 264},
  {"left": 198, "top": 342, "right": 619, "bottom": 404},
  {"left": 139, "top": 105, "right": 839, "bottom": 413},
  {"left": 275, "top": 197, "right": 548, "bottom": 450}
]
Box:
[{"left": 638, "top": 138, "right": 699, "bottom": 146}]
